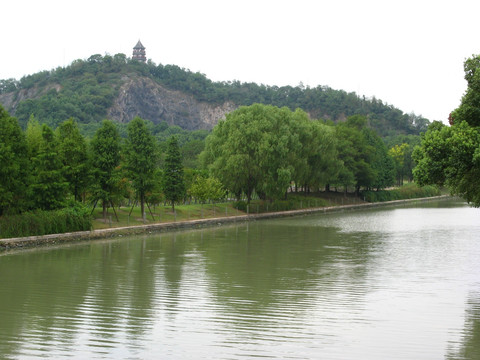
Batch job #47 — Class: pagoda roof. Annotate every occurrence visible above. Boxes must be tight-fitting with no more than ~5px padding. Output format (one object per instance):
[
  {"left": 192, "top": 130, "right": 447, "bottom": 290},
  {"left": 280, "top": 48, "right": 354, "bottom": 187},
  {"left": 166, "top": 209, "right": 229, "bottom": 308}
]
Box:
[{"left": 133, "top": 40, "right": 145, "bottom": 49}]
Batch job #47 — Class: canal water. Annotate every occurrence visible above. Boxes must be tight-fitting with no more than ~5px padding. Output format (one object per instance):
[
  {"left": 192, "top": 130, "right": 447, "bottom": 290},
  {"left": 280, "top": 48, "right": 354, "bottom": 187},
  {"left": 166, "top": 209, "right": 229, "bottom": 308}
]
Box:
[{"left": 0, "top": 199, "right": 479, "bottom": 359}]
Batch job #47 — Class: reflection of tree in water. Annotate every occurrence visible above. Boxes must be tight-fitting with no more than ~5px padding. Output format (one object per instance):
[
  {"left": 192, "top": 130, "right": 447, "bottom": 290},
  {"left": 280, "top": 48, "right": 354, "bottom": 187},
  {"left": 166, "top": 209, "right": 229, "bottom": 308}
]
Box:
[
  {"left": 200, "top": 220, "right": 379, "bottom": 332},
  {"left": 0, "top": 237, "right": 168, "bottom": 358},
  {"left": 447, "top": 292, "right": 480, "bottom": 360}
]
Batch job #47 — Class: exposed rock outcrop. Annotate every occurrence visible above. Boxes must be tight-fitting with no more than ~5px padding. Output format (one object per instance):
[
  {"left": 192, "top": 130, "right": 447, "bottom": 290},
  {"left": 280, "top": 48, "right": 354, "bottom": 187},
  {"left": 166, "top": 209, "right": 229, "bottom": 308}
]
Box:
[
  {"left": 0, "top": 76, "right": 237, "bottom": 130},
  {"left": 107, "top": 76, "right": 236, "bottom": 130},
  {"left": 0, "top": 83, "right": 62, "bottom": 113}
]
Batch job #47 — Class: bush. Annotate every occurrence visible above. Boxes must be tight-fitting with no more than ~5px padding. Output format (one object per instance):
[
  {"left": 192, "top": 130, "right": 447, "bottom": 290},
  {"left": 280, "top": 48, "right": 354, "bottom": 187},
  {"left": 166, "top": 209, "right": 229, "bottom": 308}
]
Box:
[
  {"left": 361, "top": 184, "right": 440, "bottom": 203},
  {"left": 0, "top": 202, "right": 92, "bottom": 239},
  {"left": 233, "top": 197, "right": 328, "bottom": 213}
]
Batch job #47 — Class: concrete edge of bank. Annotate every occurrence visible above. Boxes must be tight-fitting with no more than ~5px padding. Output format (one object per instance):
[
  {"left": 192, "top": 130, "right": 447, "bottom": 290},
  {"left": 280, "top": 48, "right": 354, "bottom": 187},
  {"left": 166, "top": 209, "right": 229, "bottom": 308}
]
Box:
[{"left": 0, "top": 195, "right": 452, "bottom": 251}]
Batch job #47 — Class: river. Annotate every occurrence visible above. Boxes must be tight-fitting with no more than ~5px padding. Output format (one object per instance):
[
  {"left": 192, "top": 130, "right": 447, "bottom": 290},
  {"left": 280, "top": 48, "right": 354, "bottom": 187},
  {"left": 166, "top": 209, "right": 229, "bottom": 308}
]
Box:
[{"left": 0, "top": 198, "right": 479, "bottom": 359}]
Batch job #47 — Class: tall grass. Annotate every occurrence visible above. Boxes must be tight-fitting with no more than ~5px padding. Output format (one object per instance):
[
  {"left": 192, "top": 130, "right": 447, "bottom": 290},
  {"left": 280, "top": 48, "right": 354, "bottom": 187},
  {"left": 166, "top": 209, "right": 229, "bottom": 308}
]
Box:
[{"left": 0, "top": 202, "right": 92, "bottom": 239}]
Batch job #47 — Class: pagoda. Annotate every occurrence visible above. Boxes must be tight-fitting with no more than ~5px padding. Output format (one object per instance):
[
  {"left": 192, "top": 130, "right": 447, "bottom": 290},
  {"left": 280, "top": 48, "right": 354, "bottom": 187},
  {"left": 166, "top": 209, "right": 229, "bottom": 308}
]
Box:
[{"left": 132, "top": 40, "right": 146, "bottom": 62}]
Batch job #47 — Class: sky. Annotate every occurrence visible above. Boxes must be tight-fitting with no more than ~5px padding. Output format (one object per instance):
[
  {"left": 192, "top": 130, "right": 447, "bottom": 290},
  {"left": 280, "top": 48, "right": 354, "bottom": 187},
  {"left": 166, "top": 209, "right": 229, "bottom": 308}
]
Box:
[{"left": 2, "top": 0, "right": 480, "bottom": 123}]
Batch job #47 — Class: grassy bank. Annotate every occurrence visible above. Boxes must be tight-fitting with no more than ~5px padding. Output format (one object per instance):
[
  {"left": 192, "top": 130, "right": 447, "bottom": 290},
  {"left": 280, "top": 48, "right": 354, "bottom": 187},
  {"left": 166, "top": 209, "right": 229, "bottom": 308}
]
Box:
[
  {"left": 91, "top": 192, "right": 367, "bottom": 230},
  {"left": 1, "top": 184, "right": 441, "bottom": 238}
]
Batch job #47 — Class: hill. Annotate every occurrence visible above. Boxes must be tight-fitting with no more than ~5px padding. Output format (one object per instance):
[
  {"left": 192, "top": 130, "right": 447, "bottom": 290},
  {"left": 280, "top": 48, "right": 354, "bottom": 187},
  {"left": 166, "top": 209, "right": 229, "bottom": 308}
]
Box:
[{"left": 0, "top": 53, "right": 429, "bottom": 136}]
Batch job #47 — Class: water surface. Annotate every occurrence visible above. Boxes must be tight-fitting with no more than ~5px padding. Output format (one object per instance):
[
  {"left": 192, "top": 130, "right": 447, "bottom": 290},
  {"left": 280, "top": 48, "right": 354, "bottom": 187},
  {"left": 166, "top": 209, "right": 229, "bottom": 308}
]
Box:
[{"left": 0, "top": 199, "right": 479, "bottom": 359}]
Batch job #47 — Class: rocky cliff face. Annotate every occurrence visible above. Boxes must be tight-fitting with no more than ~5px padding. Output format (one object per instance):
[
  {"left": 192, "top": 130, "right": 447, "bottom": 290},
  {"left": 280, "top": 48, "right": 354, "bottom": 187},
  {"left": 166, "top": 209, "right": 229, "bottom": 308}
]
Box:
[
  {"left": 108, "top": 76, "right": 236, "bottom": 130},
  {"left": 0, "top": 83, "right": 62, "bottom": 114}
]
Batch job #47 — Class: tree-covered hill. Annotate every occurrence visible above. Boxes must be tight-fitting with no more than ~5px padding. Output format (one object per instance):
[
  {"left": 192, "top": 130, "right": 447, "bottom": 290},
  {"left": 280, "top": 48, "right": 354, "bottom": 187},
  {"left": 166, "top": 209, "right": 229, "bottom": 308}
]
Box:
[{"left": 0, "top": 53, "right": 429, "bottom": 136}]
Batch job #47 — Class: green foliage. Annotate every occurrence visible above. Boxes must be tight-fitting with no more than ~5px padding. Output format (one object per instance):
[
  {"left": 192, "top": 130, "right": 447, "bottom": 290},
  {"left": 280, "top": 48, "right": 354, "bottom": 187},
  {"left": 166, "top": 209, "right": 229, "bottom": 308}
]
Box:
[
  {"left": 334, "top": 116, "right": 377, "bottom": 192},
  {"left": 450, "top": 55, "right": 480, "bottom": 127},
  {"left": 188, "top": 175, "right": 225, "bottom": 204},
  {"left": 414, "top": 119, "right": 480, "bottom": 206},
  {"left": 2, "top": 53, "right": 428, "bottom": 136},
  {"left": 202, "top": 104, "right": 309, "bottom": 202},
  {"left": 361, "top": 183, "right": 440, "bottom": 202},
  {"left": 29, "top": 124, "right": 68, "bottom": 210},
  {"left": 363, "top": 127, "right": 395, "bottom": 190},
  {"left": 125, "top": 117, "right": 158, "bottom": 216},
  {"left": 233, "top": 195, "right": 329, "bottom": 213},
  {"left": 0, "top": 106, "right": 30, "bottom": 215},
  {"left": 163, "top": 136, "right": 186, "bottom": 210},
  {"left": 90, "top": 120, "right": 122, "bottom": 218},
  {"left": 0, "top": 202, "right": 92, "bottom": 239},
  {"left": 57, "top": 118, "right": 89, "bottom": 201},
  {"left": 414, "top": 54, "right": 480, "bottom": 206}
]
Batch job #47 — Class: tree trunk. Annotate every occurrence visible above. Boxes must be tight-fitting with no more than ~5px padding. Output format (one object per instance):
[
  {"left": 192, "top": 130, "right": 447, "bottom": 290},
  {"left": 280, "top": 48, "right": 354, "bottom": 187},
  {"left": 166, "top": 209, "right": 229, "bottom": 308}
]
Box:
[
  {"left": 140, "top": 192, "right": 145, "bottom": 220},
  {"left": 102, "top": 200, "right": 107, "bottom": 222}
]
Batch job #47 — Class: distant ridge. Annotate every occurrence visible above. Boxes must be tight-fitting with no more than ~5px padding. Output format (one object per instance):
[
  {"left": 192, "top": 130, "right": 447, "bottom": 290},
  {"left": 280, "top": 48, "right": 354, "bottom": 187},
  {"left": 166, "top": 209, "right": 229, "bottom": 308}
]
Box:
[{"left": 0, "top": 53, "right": 429, "bottom": 136}]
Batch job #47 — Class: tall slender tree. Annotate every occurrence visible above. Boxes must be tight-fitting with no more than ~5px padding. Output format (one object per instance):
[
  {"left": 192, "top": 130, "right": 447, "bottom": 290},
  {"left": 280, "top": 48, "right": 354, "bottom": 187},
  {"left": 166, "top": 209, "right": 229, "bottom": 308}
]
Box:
[
  {"left": 30, "top": 124, "right": 68, "bottom": 210},
  {"left": 163, "top": 136, "right": 185, "bottom": 212},
  {"left": 125, "top": 117, "right": 157, "bottom": 218},
  {"left": 57, "top": 118, "right": 89, "bottom": 202},
  {"left": 0, "top": 106, "right": 29, "bottom": 215},
  {"left": 90, "top": 120, "right": 121, "bottom": 221}
]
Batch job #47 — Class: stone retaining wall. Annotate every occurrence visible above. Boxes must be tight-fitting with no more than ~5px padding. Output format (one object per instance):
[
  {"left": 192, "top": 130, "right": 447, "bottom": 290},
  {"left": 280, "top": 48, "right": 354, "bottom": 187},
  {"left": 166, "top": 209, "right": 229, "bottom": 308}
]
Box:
[{"left": 0, "top": 196, "right": 451, "bottom": 251}]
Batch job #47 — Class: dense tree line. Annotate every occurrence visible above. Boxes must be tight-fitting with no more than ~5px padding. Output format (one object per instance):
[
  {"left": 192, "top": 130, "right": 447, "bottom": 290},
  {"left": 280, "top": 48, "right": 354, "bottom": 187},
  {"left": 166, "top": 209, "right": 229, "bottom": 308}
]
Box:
[
  {"left": 0, "top": 107, "right": 188, "bottom": 219},
  {"left": 201, "top": 104, "right": 397, "bottom": 203},
  {"left": 1, "top": 101, "right": 419, "bottom": 219},
  {"left": 413, "top": 54, "right": 480, "bottom": 206},
  {"left": 1, "top": 54, "right": 429, "bottom": 136}
]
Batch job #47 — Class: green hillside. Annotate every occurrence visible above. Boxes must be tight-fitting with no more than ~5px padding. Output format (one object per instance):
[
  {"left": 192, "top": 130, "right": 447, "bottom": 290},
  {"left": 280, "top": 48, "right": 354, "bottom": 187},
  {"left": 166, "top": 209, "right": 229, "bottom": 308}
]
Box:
[{"left": 0, "top": 53, "right": 429, "bottom": 136}]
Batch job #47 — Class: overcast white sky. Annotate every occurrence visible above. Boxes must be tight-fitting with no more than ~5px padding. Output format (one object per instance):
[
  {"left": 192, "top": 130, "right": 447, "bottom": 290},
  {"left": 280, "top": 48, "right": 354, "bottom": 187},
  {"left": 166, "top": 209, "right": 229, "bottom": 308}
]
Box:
[{"left": 2, "top": 0, "right": 479, "bottom": 123}]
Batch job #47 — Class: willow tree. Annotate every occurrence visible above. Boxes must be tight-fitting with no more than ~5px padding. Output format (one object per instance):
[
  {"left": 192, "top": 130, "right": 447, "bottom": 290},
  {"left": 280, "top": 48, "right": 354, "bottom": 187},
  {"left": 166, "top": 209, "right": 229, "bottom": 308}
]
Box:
[{"left": 201, "top": 104, "right": 304, "bottom": 202}]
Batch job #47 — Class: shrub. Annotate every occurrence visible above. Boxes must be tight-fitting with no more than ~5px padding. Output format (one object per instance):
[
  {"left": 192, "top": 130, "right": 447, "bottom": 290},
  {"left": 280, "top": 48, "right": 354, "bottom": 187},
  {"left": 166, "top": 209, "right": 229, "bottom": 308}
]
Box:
[
  {"left": 361, "top": 184, "right": 440, "bottom": 203},
  {"left": 0, "top": 202, "right": 92, "bottom": 239},
  {"left": 233, "top": 197, "right": 328, "bottom": 213}
]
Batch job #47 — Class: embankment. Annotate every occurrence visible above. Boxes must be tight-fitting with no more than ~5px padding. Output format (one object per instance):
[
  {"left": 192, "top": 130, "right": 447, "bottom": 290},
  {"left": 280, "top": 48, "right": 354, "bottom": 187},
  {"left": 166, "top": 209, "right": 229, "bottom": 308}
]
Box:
[{"left": 0, "top": 195, "right": 452, "bottom": 251}]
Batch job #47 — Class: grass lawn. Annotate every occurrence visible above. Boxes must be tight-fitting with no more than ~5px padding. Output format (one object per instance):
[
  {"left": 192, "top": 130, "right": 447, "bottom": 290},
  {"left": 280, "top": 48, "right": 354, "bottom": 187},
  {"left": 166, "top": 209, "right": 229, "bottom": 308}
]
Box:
[
  {"left": 91, "top": 202, "right": 243, "bottom": 229},
  {"left": 91, "top": 191, "right": 366, "bottom": 230}
]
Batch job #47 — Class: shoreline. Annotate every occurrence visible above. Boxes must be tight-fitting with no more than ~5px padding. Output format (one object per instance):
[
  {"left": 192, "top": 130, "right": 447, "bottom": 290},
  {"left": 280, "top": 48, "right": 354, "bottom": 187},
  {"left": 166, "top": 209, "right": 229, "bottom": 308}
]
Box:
[{"left": 0, "top": 195, "right": 452, "bottom": 251}]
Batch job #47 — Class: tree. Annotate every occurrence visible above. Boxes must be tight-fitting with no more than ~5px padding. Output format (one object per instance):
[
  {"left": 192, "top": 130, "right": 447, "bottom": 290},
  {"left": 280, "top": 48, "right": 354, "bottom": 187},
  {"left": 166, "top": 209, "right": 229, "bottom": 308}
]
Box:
[
  {"left": 201, "top": 104, "right": 303, "bottom": 202},
  {"left": 201, "top": 105, "right": 263, "bottom": 202},
  {"left": 57, "top": 118, "right": 89, "bottom": 202},
  {"left": 90, "top": 120, "right": 121, "bottom": 220},
  {"left": 362, "top": 127, "right": 395, "bottom": 190},
  {"left": 0, "top": 106, "right": 30, "bottom": 215},
  {"left": 334, "top": 116, "right": 376, "bottom": 194},
  {"left": 389, "top": 143, "right": 410, "bottom": 186},
  {"left": 413, "top": 121, "right": 480, "bottom": 205},
  {"left": 29, "top": 124, "right": 68, "bottom": 210},
  {"left": 413, "top": 54, "right": 480, "bottom": 206},
  {"left": 163, "top": 136, "right": 185, "bottom": 212},
  {"left": 297, "top": 120, "right": 341, "bottom": 192},
  {"left": 189, "top": 175, "right": 225, "bottom": 204},
  {"left": 125, "top": 117, "right": 158, "bottom": 218},
  {"left": 25, "top": 114, "right": 43, "bottom": 159},
  {"left": 450, "top": 55, "right": 480, "bottom": 127}
]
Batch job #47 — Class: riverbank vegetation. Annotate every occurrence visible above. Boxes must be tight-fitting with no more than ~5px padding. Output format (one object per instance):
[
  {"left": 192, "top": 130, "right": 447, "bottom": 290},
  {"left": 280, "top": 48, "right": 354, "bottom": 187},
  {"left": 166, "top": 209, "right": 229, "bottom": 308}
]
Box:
[
  {"left": 413, "top": 54, "right": 480, "bottom": 207},
  {"left": 0, "top": 98, "right": 439, "bottom": 239}
]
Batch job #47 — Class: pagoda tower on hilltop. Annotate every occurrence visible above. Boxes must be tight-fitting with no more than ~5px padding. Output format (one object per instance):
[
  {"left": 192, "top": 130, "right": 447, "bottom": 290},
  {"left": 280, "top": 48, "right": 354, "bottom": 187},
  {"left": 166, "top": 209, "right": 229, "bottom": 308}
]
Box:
[{"left": 132, "top": 40, "right": 146, "bottom": 62}]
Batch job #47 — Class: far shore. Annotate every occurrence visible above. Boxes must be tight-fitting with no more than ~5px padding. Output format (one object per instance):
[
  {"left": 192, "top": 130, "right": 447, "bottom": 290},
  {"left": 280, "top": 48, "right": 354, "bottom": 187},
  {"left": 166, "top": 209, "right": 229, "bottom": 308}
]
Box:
[{"left": 0, "top": 195, "right": 452, "bottom": 251}]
